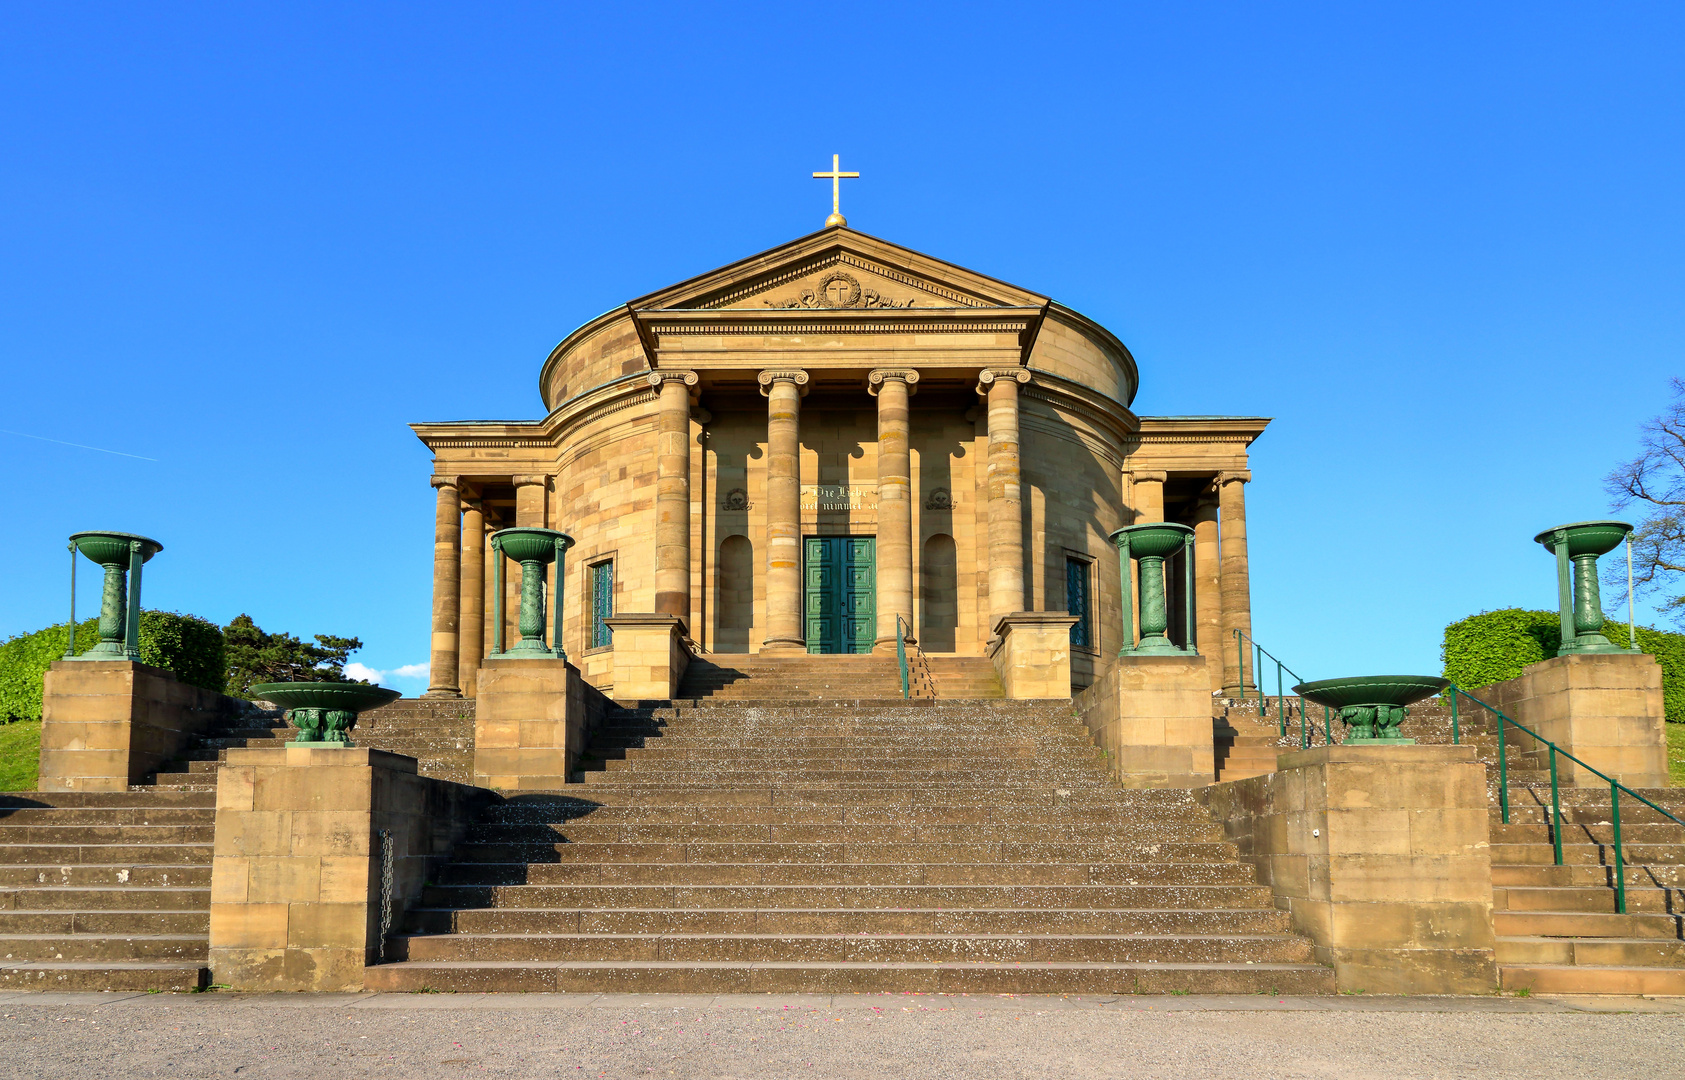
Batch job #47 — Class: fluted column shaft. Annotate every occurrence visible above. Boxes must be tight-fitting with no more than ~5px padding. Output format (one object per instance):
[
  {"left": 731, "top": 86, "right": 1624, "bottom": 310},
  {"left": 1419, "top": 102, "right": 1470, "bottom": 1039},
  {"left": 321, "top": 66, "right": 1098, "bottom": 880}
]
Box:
[
  {"left": 760, "top": 370, "right": 809, "bottom": 652},
  {"left": 980, "top": 369, "right": 1030, "bottom": 626},
  {"left": 871, "top": 369, "right": 918, "bottom": 649},
  {"left": 651, "top": 372, "right": 697, "bottom": 627},
  {"left": 425, "top": 476, "right": 462, "bottom": 697},
  {"left": 1218, "top": 471, "right": 1256, "bottom": 695},
  {"left": 459, "top": 498, "right": 485, "bottom": 697},
  {"left": 1192, "top": 494, "right": 1224, "bottom": 693}
]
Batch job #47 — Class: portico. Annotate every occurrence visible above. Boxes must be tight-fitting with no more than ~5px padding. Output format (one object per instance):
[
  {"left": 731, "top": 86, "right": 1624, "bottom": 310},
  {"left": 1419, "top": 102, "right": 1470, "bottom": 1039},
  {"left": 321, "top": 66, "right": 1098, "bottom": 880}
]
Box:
[{"left": 412, "top": 227, "right": 1266, "bottom": 699}]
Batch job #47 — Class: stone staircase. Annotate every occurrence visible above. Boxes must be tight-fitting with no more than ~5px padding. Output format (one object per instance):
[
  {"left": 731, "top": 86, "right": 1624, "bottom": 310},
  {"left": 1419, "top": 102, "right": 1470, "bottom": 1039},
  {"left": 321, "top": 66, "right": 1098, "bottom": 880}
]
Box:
[
  {"left": 1216, "top": 694, "right": 1685, "bottom": 994},
  {"left": 0, "top": 693, "right": 477, "bottom": 991},
  {"left": 365, "top": 674, "right": 1335, "bottom": 995},
  {"left": 0, "top": 789, "right": 215, "bottom": 991}
]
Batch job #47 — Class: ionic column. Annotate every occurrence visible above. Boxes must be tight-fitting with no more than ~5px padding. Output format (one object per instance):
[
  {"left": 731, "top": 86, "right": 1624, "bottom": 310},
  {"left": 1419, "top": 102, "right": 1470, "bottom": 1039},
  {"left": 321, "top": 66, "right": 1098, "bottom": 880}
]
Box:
[
  {"left": 425, "top": 475, "right": 462, "bottom": 698},
  {"left": 870, "top": 368, "right": 919, "bottom": 650},
  {"left": 759, "top": 369, "right": 809, "bottom": 652},
  {"left": 1218, "top": 470, "right": 1256, "bottom": 695},
  {"left": 1192, "top": 492, "right": 1224, "bottom": 693},
  {"left": 977, "top": 367, "right": 1032, "bottom": 626},
  {"left": 650, "top": 371, "right": 699, "bottom": 628},
  {"left": 459, "top": 497, "right": 485, "bottom": 697}
]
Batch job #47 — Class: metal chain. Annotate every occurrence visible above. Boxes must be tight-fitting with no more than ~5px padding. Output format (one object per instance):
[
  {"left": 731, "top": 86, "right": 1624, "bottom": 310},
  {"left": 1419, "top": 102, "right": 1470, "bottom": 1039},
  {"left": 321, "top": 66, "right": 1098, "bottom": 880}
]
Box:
[{"left": 377, "top": 829, "right": 394, "bottom": 962}]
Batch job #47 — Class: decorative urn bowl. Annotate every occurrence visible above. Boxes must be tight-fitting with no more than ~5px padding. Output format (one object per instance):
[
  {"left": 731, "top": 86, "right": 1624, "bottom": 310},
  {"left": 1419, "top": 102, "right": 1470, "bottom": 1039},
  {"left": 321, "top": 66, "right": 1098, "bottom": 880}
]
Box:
[
  {"left": 1535, "top": 519, "right": 1635, "bottom": 655},
  {"left": 1109, "top": 522, "right": 1195, "bottom": 656},
  {"left": 69, "top": 531, "right": 163, "bottom": 657},
  {"left": 1292, "top": 675, "right": 1450, "bottom": 745},
  {"left": 249, "top": 682, "right": 401, "bottom": 747}
]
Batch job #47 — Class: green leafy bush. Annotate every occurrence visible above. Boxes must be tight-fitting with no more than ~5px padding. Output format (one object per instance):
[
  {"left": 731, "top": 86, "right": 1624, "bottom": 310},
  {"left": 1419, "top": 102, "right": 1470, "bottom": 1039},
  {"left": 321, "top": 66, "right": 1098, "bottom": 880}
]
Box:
[
  {"left": 1442, "top": 608, "right": 1685, "bottom": 724},
  {"left": 0, "top": 611, "right": 226, "bottom": 723}
]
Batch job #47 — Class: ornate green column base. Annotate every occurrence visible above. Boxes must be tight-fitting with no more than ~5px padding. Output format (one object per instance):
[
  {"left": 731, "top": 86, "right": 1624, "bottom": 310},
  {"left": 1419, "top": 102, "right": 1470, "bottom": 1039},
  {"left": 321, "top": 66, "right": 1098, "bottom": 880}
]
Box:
[
  {"left": 1110, "top": 523, "right": 1198, "bottom": 658},
  {"left": 1536, "top": 520, "right": 1638, "bottom": 657},
  {"left": 252, "top": 683, "right": 402, "bottom": 749}
]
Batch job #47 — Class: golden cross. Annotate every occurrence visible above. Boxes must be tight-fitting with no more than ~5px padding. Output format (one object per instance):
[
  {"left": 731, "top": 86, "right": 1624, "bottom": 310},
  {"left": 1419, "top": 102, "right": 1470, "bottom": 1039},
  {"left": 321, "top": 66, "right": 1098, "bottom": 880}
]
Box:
[{"left": 812, "top": 154, "right": 859, "bottom": 227}]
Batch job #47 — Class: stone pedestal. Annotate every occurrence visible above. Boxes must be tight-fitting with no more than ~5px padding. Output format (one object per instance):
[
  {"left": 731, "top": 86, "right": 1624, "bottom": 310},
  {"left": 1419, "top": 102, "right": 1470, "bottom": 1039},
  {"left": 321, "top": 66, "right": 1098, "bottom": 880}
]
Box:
[
  {"left": 207, "top": 746, "right": 488, "bottom": 992},
  {"left": 473, "top": 658, "right": 606, "bottom": 789},
  {"left": 1196, "top": 744, "right": 1498, "bottom": 995},
  {"left": 988, "top": 612, "right": 1078, "bottom": 699},
  {"left": 1475, "top": 652, "right": 1668, "bottom": 789},
  {"left": 1074, "top": 655, "right": 1213, "bottom": 788},
  {"left": 38, "top": 660, "right": 239, "bottom": 792},
  {"left": 603, "top": 614, "right": 691, "bottom": 702}
]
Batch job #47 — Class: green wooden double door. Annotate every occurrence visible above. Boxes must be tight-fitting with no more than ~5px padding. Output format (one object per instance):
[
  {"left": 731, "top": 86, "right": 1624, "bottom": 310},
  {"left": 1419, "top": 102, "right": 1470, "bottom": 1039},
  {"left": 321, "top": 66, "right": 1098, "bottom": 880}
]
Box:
[{"left": 804, "top": 536, "right": 875, "bottom": 654}]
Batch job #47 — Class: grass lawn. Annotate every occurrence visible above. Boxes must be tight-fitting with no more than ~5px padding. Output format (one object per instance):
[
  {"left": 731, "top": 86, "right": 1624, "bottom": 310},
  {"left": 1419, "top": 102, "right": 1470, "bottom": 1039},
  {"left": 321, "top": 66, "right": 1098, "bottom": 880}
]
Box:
[
  {"left": 0, "top": 719, "right": 40, "bottom": 792},
  {"left": 1670, "top": 721, "right": 1685, "bottom": 788}
]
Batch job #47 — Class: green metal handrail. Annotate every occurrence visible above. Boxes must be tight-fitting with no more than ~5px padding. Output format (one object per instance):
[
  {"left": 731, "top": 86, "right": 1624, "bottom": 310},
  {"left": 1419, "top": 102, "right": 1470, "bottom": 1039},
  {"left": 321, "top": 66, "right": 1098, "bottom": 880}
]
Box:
[
  {"left": 1446, "top": 683, "right": 1685, "bottom": 913},
  {"left": 1231, "top": 629, "right": 1331, "bottom": 748},
  {"left": 895, "top": 616, "right": 910, "bottom": 701}
]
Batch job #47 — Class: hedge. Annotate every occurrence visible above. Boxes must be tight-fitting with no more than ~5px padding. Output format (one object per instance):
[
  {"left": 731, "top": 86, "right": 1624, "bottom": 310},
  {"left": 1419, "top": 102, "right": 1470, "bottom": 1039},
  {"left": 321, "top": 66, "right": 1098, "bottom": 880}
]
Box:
[
  {"left": 0, "top": 611, "right": 226, "bottom": 723},
  {"left": 1442, "top": 608, "right": 1685, "bottom": 725}
]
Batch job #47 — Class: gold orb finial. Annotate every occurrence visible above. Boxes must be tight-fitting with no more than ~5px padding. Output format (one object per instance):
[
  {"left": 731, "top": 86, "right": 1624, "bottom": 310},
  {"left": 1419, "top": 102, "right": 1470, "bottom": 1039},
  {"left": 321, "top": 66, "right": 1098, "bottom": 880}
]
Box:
[{"left": 812, "top": 154, "right": 859, "bottom": 229}]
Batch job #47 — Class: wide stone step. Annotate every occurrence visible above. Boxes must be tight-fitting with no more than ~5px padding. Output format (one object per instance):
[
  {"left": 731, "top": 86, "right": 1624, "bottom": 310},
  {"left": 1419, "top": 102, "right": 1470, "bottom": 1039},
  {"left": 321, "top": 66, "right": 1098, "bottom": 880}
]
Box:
[
  {"left": 389, "top": 932, "right": 1312, "bottom": 965},
  {"left": 613, "top": 745, "right": 1097, "bottom": 761},
  {"left": 0, "top": 961, "right": 207, "bottom": 991},
  {"left": 404, "top": 905, "right": 1295, "bottom": 936},
  {"left": 0, "top": 791, "right": 216, "bottom": 809},
  {"left": 362, "top": 958, "right": 1333, "bottom": 995},
  {"left": 1491, "top": 823, "right": 1685, "bottom": 845},
  {"left": 1491, "top": 909, "right": 1683, "bottom": 939},
  {"left": 437, "top": 861, "right": 1258, "bottom": 887},
  {"left": 0, "top": 886, "right": 209, "bottom": 912},
  {"left": 1495, "top": 806, "right": 1685, "bottom": 827},
  {"left": 582, "top": 769, "right": 1117, "bottom": 785},
  {"left": 0, "top": 864, "right": 211, "bottom": 888},
  {"left": 474, "top": 823, "right": 1225, "bottom": 844},
  {"left": 1495, "top": 935, "right": 1685, "bottom": 966},
  {"left": 0, "top": 910, "right": 209, "bottom": 935},
  {"left": 1498, "top": 963, "right": 1685, "bottom": 995},
  {"left": 483, "top": 806, "right": 1210, "bottom": 826},
  {"left": 546, "top": 787, "right": 1144, "bottom": 808},
  {"left": 0, "top": 825, "right": 214, "bottom": 845},
  {"left": 1492, "top": 863, "right": 1685, "bottom": 888},
  {"left": 0, "top": 843, "right": 210, "bottom": 866},
  {"left": 1491, "top": 842, "right": 1685, "bottom": 866},
  {"left": 0, "top": 934, "right": 208, "bottom": 962},
  {"left": 0, "top": 808, "right": 214, "bottom": 826},
  {"left": 417, "top": 883, "right": 1278, "bottom": 910},
  {"left": 1492, "top": 885, "right": 1680, "bottom": 914},
  {"left": 455, "top": 840, "right": 1242, "bottom": 864}
]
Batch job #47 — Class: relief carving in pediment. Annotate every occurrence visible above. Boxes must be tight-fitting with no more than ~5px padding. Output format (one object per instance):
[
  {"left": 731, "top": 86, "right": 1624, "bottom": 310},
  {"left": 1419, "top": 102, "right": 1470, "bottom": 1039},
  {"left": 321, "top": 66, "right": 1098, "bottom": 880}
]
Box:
[{"left": 762, "top": 270, "right": 915, "bottom": 310}]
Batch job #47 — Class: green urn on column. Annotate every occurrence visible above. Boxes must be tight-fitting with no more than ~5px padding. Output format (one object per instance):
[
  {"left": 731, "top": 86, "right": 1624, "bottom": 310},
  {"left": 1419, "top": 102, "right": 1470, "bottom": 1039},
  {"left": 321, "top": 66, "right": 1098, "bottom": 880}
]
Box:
[
  {"left": 66, "top": 531, "right": 163, "bottom": 661},
  {"left": 1109, "top": 522, "right": 1197, "bottom": 657},
  {"left": 490, "top": 527, "right": 575, "bottom": 659},
  {"left": 1535, "top": 520, "right": 1636, "bottom": 656}
]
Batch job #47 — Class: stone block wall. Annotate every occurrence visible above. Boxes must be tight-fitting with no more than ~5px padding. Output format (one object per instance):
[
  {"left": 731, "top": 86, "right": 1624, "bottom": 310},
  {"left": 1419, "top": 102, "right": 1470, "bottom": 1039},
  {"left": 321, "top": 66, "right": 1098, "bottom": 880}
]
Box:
[
  {"left": 1475, "top": 652, "right": 1669, "bottom": 789},
  {"left": 38, "top": 660, "right": 243, "bottom": 792},
  {"left": 473, "top": 658, "right": 609, "bottom": 789},
  {"left": 1196, "top": 744, "right": 1498, "bottom": 995},
  {"left": 208, "top": 746, "right": 493, "bottom": 991},
  {"left": 1074, "top": 655, "right": 1214, "bottom": 788}
]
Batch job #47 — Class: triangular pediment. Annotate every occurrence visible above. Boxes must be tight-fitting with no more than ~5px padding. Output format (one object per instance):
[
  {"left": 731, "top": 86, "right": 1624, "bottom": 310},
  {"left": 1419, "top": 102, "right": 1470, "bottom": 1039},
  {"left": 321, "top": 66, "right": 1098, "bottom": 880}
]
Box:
[{"left": 628, "top": 228, "right": 1049, "bottom": 313}]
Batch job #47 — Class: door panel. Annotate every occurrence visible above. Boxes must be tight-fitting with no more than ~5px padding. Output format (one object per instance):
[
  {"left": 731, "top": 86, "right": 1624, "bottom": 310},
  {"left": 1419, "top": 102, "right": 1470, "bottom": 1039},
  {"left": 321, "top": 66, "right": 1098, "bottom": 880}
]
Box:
[{"left": 803, "top": 537, "right": 876, "bottom": 654}]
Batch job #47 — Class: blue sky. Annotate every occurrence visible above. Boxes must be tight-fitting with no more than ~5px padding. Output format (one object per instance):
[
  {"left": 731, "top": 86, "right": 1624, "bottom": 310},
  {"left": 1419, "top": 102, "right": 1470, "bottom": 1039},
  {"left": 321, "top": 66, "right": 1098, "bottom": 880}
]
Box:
[{"left": 2, "top": 2, "right": 1681, "bottom": 690}]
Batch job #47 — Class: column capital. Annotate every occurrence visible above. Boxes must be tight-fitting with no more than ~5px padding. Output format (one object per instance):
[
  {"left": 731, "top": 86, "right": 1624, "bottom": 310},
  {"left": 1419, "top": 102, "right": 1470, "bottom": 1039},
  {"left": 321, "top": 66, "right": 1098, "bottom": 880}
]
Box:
[
  {"left": 1218, "top": 470, "right": 1252, "bottom": 486},
  {"left": 511, "top": 474, "right": 551, "bottom": 491},
  {"left": 975, "top": 367, "right": 1031, "bottom": 396},
  {"left": 431, "top": 475, "right": 460, "bottom": 491},
  {"left": 757, "top": 369, "right": 810, "bottom": 397},
  {"left": 866, "top": 368, "right": 920, "bottom": 397},
  {"left": 647, "top": 369, "right": 699, "bottom": 387},
  {"left": 1127, "top": 470, "right": 1169, "bottom": 485}
]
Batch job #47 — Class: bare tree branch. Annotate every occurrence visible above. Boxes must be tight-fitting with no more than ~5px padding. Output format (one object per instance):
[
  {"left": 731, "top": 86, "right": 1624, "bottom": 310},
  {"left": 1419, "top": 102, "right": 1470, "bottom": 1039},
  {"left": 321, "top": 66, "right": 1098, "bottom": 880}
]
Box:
[{"left": 1604, "top": 382, "right": 1685, "bottom": 625}]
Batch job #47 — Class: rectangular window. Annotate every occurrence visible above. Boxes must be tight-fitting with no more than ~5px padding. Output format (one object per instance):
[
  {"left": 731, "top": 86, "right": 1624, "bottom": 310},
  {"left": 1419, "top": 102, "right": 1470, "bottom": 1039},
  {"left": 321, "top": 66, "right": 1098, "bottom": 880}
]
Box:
[
  {"left": 1066, "top": 556, "right": 1092, "bottom": 649},
  {"left": 590, "top": 560, "right": 614, "bottom": 649}
]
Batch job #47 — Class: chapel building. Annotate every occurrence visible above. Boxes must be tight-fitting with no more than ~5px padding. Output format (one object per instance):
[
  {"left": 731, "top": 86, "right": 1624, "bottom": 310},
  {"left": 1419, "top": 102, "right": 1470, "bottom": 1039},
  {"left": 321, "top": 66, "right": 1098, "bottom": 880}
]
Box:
[{"left": 412, "top": 225, "right": 1265, "bottom": 699}]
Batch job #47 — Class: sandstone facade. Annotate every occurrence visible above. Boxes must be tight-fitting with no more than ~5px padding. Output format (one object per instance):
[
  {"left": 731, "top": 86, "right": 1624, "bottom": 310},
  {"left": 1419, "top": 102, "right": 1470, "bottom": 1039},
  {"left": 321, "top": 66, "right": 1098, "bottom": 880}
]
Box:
[{"left": 413, "top": 227, "right": 1266, "bottom": 699}]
